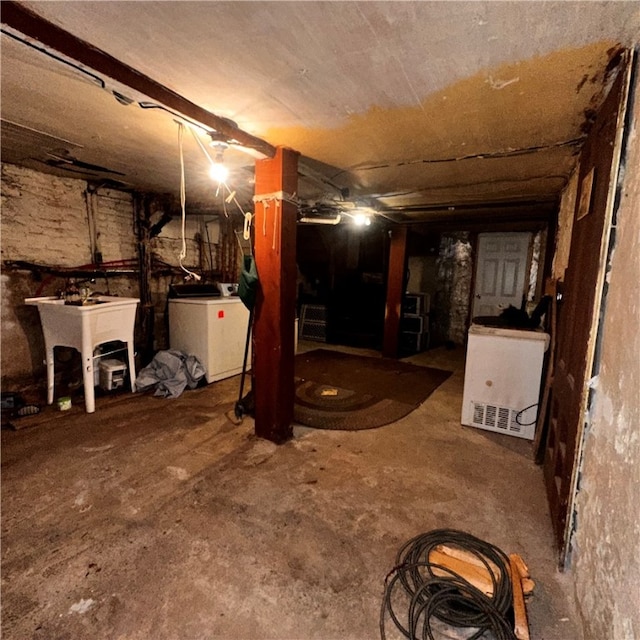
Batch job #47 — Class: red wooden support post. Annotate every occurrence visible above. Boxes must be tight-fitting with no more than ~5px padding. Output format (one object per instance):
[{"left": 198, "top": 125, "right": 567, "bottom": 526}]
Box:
[
  {"left": 253, "top": 147, "right": 299, "bottom": 443},
  {"left": 382, "top": 226, "right": 408, "bottom": 358}
]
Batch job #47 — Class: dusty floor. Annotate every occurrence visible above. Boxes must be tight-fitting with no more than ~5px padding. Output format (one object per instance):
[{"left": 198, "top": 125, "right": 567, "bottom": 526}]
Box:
[{"left": 1, "top": 343, "right": 582, "bottom": 640}]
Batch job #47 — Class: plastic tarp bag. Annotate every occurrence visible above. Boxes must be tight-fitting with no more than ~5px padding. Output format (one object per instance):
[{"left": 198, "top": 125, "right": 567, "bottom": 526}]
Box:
[
  {"left": 238, "top": 255, "right": 259, "bottom": 311},
  {"left": 135, "top": 349, "right": 205, "bottom": 398}
]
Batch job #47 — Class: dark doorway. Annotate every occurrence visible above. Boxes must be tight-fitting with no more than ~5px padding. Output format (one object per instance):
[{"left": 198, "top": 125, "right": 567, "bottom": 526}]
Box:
[{"left": 297, "top": 223, "right": 387, "bottom": 350}]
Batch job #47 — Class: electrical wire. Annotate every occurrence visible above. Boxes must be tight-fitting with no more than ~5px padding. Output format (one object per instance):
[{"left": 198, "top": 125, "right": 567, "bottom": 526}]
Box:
[
  {"left": 187, "top": 123, "right": 217, "bottom": 168},
  {"left": 186, "top": 123, "right": 227, "bottom": 203},
  {"left": 234, "top": 229, "right": 249, "bottom": 256},
  {"left": 1, "top": 28, "right": 105, "bottom": 89},
  {"left": 350, "top": 138, "right": 584, "bottom": 173},
  {"left": 187, "top": 124, "right": 254, "bottom": 238},
  {"left": 380, "top": 529, "right": 517, "bottom": 640},
  {"left": 177, "top": 123, "right": 200, "bottom": 281},
  {"left": 1, "top": 35, "right": 251, "bottom": 276},
  {"left": 203, "top": 219, "right": 216, "bottom": 273},
  {"left": 515, "top": 403, "right": 539, "bottom": 426},
  {"left": 183, "top": 124, "right": 256, "bottom": 273},
  {"left": 140, "top": 102, "right": 211, "bottom": 134}
]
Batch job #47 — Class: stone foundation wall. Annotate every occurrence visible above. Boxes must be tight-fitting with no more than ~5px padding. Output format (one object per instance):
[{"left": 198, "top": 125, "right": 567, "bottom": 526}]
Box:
[{"left": 0, "top": 163, "right": 219, "bottom": 390}]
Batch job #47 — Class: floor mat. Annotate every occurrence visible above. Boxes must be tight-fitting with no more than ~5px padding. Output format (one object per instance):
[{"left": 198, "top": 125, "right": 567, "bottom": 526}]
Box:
[{"left": 294, "top": 349, "right": 452, "bottom": 430}]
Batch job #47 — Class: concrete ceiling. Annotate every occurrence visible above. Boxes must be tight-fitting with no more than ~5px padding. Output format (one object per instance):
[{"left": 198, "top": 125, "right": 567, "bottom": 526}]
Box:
[{"left": 1, "top": 1, "right": 639, "bottom": 222}]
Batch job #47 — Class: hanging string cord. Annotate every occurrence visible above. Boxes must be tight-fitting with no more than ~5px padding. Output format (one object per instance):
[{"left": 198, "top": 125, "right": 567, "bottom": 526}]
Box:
[
  {"left": 380, "top": 529, "right": 517, "bottom": 640},
  {"left": 188, "top": 125, "right": 253, "bottom": 236},
  {"left": 223, "top": 182, "right": 254, "bottom": 241},
  {"left": 187, "top": 125, "right": 223, "bottom": 198},
  {"left": 222, "top": 182, "right": 247, "bottom": 216},
  {"left": 177, "top": 123, "right": 200, "bottom": 281},
  {"left": 253, "top": 191, "right": 300, "bottom": 207},
  {"left": 222, "top": 189, "right": 229, "bottom": 219},
  {"left": 234, "top": 229, "right": 251, "bottom": 256},
  {"left": 253, "top": 192, "right": 298, "bottom": 249},
  {"left": 188, "top": 125, "right": 216, "bottom": 169}
]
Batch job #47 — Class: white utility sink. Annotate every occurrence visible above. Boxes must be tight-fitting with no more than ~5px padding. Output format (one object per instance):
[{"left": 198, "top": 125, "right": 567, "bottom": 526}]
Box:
[{"left": 26, "top": 296, "right": 139, "bottom": 413}]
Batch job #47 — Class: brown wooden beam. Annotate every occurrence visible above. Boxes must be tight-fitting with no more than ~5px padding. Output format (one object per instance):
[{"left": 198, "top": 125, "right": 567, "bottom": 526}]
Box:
[
  {"left": 253, "top": 147, "right": 299, "bottom": 443},
  {"left": 382, "top": 226, "right": 408, "bottom": 358},
  {"left": 380, "top": 200, "right": 558, "bottom": 227},
  {"left": 1, "top": 1, "right": 276, "bottom": 158}
]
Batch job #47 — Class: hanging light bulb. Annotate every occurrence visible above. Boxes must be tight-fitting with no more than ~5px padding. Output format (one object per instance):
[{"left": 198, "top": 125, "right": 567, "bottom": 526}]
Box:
[
  {"left": 209, "top": 161, "right": 228, "bottom": 183},
  {"left": 209, "top": 143, "right": 229, "bottom": 183},
  {"left": 353, "top": 212, "right": 371, "bottom": 226}
]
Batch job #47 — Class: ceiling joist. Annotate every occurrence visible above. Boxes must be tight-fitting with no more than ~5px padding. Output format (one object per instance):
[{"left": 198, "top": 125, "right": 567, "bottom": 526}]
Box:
[{"left": 1, "top": 1, "right": 277, "bottom": 159}]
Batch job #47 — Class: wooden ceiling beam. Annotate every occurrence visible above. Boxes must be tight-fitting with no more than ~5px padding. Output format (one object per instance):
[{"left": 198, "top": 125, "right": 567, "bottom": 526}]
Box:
[
  {"left": 410, "top": 218, "right": 551, "bottom": 235},
  {"left": 379, "top": 200, "right": 557, "bottom": 226},
  {"left": 1, "top": 1, "right": 277, "bottom": 158}
]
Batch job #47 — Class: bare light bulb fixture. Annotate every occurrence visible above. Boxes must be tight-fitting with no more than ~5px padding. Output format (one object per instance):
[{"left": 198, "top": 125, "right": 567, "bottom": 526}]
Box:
[
  {"left": 353, "top": 213, "right": 371, "bottom": 226},
  {"left": 209, "top": 143, "right": 229, "bottom": 183}
]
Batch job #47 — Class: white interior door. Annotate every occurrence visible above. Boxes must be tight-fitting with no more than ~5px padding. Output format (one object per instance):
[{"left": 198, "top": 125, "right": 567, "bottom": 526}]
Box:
[{"left": 472, "top": 232, "right": 531, "bottom": 318}]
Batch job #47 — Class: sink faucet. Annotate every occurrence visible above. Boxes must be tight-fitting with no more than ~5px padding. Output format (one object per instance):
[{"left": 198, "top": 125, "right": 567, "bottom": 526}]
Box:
[
  {"left": 64, "top": 277, "right": 96, "bottom": 305},
  {"left": 64, "top": 278, "right": 81, "bottom": 304}
]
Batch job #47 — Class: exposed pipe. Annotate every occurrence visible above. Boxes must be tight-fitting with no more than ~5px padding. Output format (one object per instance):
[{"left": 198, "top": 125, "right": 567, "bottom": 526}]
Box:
[
  {"left": 84, "top": 186, "right": 102, "bottom": 263},
  {"left": 298, "top": 215, "right": 342, "bottom": 225}
]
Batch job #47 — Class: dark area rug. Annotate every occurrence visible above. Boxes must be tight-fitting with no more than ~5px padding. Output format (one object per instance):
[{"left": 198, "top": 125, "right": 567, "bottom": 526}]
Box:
[{"left": 294, "top": 349, "right": 452, "bottom": 430}]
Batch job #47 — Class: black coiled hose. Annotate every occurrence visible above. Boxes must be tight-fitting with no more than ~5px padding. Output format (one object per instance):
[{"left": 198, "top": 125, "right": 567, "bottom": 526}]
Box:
[{"left": 380, "top": 529, "right": 518, "bottom": 640}]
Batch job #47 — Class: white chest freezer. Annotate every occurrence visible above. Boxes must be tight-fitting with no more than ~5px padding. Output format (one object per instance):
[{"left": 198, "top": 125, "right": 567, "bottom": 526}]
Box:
[
  {"left": 169, "top": 297, "right": 251, "bottom": 384},
  {"left": 461, "top": 324, "right": 549, "bottom": 440}
]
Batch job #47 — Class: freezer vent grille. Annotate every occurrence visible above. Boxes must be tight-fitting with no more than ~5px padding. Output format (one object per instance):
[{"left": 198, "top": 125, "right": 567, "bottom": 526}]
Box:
[{"left": 471, "top": 402, "right": 521, "bottom": 433}]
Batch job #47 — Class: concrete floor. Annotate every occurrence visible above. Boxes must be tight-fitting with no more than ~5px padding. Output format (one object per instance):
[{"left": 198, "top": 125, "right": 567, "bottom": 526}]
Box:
[{"left": 1, "top": 343, "right": 582, "bottom": 640}]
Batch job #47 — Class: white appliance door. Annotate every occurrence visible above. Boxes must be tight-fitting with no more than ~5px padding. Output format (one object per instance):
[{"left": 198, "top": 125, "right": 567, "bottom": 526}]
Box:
[
  {"left": 169, "top": 298, "right": 250, "bottom": 383},
  {"left": 461, "top": 326, "right": 549, "bottom": 439},
  {"left": 207, "top": 299, "right": 251, "bottom": 381}
]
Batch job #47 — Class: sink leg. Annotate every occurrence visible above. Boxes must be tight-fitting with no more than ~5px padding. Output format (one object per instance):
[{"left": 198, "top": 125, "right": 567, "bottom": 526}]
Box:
[
  {"left": 46, "top": 346, "right": 55, "bottom": 405},
  {"left": 82, "top": 351, "right": 96, "bottom": 414},
  {"left": 127, "top": 341, "right": 137, "bottom": 392}
]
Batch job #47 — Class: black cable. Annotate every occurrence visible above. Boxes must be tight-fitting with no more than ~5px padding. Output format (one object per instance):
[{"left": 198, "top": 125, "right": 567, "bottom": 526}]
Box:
[
  {"left": 2, "top": 28, "right": 219, "bottom": 139},
  {"left": 1, "top": 28, "right": 105, "bottom": 88},
  {"left": 515, "top": 403, "right": 538, "bottom": 426},
  {"left": 354, "top": 138, "right": 584, "bottom": 172},
  {"left": 139, "top": 102, "right": 213, "bottom": 133},
  {"left": 380, "top": 529, "right": 517, "bottom": 640}
]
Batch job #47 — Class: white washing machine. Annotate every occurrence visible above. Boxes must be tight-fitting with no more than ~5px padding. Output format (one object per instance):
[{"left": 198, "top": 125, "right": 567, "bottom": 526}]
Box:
[
  {"left": 461, "top": 324, "right": 549, "bottom": 440},
  {"left": 169, "top": 297, "right": 251, "bottom": 383}
]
